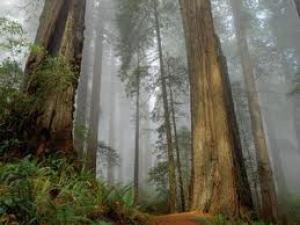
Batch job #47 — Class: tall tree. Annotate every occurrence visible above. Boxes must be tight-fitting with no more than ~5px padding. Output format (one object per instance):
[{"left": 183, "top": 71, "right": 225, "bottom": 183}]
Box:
[
  {"left": 179, "top": 0, "right": 253, "bottom": 217},
  {"left": 107, "top": 51, "right": 117, "bottom": 183},
  {"left": 115, "top": 0, "right": 152, "bottom": 202},
  {"left": 25, "top": 0, "right": 86, "bottom": 154},
  {"left": 86, "top": 0, "right": 105, "bottom": 173},
  {"left": 294, "top": 0, "right": 300, "bottom": 16},
  {"left": 74, "top": 0, "right": 101, "bottom": 158},
  {"left": 153, "top": 0, "right": 177, "bottom": 212},
  {"left": 229, "top": 0, "right": 279, "bottom": 221},
  {"left": 166, "top": 58, "right": 186, "bottom": 212},
  {"left": 134, "top": 56, "right": 141, "bottom": 202}
]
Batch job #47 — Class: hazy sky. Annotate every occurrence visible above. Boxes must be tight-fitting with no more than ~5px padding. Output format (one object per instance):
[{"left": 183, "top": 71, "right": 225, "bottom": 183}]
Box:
[
  {"left": 0, "top": 0, "right": 25, "bottom": 23},
  {"left": 0, "top": 0, "right": 43, "bottom": 63}
]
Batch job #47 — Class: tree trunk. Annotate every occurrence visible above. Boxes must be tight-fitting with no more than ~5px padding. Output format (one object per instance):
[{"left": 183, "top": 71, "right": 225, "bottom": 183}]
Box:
[
  {"left": 294, "top": 0, "right": 300, "bottom": 16},
  {"left": 153, "top": 0, "right": 177, "bottom": 212},
  {"left": 107, "top": 51, "right": 116, "bottom": 184},
  {"left": 25, "top": 0, "right": 86, "bottom": 154},
  {"left": 293, "top": 96, "right": 300, "bottom": 153},
  {"left": 74, "top": 0, "right": 100, "bottom": 158},
  {"left": 230, "top": 0, "right": 279, "bottom": 221},
  {"left": 134, "top": 57, "right": 141, "bottom": 203},
  {"left": 179, "top": 0, "right": 254, "bottom": 218},
  {"left": 167, "top": 63, "right": 186, "bottom": 212},
  {"left": 86, "top": 5, "right": 104, "bottom": 174}
]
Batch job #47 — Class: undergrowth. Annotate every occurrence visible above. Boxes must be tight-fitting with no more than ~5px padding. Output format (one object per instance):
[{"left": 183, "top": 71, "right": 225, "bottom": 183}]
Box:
[{"left": 0, "top": 158, "right": 149, "bottom": 225}]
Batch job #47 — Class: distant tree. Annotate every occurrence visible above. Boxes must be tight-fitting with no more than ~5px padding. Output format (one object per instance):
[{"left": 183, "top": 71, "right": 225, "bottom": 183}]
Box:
[
  {"left": 294, "top": 0, "right": 300, "bottom": 16},
  {"left": 86, "top": 0, "right": 105, "bottom": 174},
  {"left": 166, "top": 56, "right": 189, "bottom": 211},
  {"left": 153, "top": 0, "right": 177, "bottom": 212},
  {"left": 115, "top": 0, "right": 152, "bottom": 202},
  {"left": 230, "top": 0, "right": 279, "bottom": 221}
]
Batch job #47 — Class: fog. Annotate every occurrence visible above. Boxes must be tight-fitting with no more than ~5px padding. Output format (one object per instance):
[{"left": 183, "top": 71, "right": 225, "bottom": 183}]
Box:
[{"left": 0, "top": 0, "right": 299, "bottom": 219}]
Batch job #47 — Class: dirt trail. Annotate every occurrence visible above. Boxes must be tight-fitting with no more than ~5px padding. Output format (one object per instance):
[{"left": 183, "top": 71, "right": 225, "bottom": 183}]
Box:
[{"left": 150, "top": 211, "right": 209, "bottom": 225}]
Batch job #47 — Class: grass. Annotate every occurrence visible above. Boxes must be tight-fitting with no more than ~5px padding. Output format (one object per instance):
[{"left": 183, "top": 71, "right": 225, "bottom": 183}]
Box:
[{"left": 0, "top": 158, "right": 149, "bottom": 225}]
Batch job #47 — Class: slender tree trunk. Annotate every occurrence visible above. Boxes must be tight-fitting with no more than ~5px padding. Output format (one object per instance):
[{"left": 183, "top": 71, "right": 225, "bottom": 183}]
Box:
[
  {"left": 179, "top": 0, "right": 254, "bottom": 218},
  {"left": 153, "top": 0, "right": 177, "bottom": 212},
  {"left": 167, "top": 64, "right": 186, "bottom": 212},
  {"left": 107, "top": 52, "right": 116, "bottom": 184},
  {"left": 25, "top": 0, "right": 86, "bottom": 154},
  {"left": 134, "top": 57, "right": 141, "bottom": 203},
  {"left": 86, "top": 5, "right": 104, "bottom": 174},
  {"left": 293, "top": 97, "right": 300, "bottom": 153},
  {"left": 294, "top": 0, "right": 300, "bottom": 16},
  {"left": 230, "top": 0, "right": 279, "bottom": 221}
]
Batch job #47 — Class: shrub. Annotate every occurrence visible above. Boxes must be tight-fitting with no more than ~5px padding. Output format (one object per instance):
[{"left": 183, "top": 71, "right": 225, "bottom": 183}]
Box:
[{"left": 0, "top": 159, "right": 149, "bottom": 225}]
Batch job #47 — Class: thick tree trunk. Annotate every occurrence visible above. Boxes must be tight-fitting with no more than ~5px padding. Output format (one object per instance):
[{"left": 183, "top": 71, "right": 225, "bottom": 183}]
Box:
[
  {"left": 153, "top": 0, "right": 177, "bottom": 212},
  {"left": 179, "top": 0, "right": 253, "bottom": 218},
  {"left": 86, "top": 6, "right": 104, "bottom": 174},
  {"left": 25, "top": 0, "right": 86, "bottom": 154},
  {"left": 167, "top": 64, "right": 186, "bottom": 212},
  {"left": 134, "top": 59, "right": 141, "bottom": 203},
  {"left": 230, "top": 0, "right": 279, "bottom": 221}
]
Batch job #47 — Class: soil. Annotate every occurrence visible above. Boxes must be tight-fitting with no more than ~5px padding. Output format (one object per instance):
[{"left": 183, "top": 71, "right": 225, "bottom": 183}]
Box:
[{"left": 150, "top": 211, "right": 209, "bottom": 225}]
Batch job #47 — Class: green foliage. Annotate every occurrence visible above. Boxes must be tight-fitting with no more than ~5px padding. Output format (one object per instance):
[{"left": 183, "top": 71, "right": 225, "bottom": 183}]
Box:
[
  {"left": 0, "top": 58, "right": 33, "bottom": 157},
  {"left": 0, "top": 55, "right": 75, "bottom": 157},
  {"left": 98, "top": 142, "right": 120, "bottom": 167},
  {"left": 74, "top": 123, "right": 89, "bottom": 144},
  {"left": 0, "top": 17, "right": 78, "bottom": 157},
  {"left": 28, "top": 56, "right": 75, "bottom": 102},
  {"left": 115, "top": 0, "right": 153, "bottom": 72},
  {"left": 290, "top": 70, "right": 300, "bottom": 95},
  {"left": 148, "top": 161, "right": 168, "bottom": 196},
  {"left": 0, "top": 17, "right": 27, "bottom": 55},
  {"left": 0, "top": 159, "right": 148, "bottom": 225},
  {"left": 281, "top": 194, "right": 300, "bottom": 225}
]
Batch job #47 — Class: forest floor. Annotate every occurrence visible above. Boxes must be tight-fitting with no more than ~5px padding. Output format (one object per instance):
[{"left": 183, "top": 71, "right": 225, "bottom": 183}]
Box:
[{"left": 150, "top": 211, "right": 209, "bottom": 225}]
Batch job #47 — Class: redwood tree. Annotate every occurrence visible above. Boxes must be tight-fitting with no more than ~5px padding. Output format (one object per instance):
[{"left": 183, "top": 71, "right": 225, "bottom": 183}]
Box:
[
  {"left": 153, "top": 0, "right": 177, "bottom": 212},
  {"left": 230, "top": 0, "right": 279, "bottom": 221},
  {"left": 179, "top": 0, "right": 254, "bottom": 218},
  {"left": 25, "top": 0, "right": 86, "bottom": 154}
]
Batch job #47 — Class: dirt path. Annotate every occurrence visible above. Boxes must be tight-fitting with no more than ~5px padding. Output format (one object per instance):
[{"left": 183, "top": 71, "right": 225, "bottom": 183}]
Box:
[{"left": 150, "top": 211, "right": 209, "bottom": 225}]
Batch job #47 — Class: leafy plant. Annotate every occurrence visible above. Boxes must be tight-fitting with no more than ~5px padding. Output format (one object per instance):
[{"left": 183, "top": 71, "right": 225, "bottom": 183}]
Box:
[
  {"left": 0, "top": 159, "right": 148, "bottom": 225},
  {"left": 27, "top": 56, "right": 75, "bottom": 103}
]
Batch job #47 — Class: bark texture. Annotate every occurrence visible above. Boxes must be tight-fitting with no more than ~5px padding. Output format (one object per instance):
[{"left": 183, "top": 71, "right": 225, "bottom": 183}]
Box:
[
  {"left": 25, "top": 0, "right": 86, "bottom": 154},
  {"left": 179, "top": 0, "right": 253, "bottom": 218},
  {"left": 153, "top": 0, "right": 177, "bottom": 212},
  {"left": 230, "top": 0, "right": 279, "bottom": 221}
]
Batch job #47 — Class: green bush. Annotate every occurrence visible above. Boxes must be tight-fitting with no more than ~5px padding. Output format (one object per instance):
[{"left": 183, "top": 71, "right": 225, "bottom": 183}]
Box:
[
  {"left": 0, "top": 159, "right": 148, "bottom": 225},
  {"left": 281, "top": 195, "right": 300, "bottom": 225}
]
